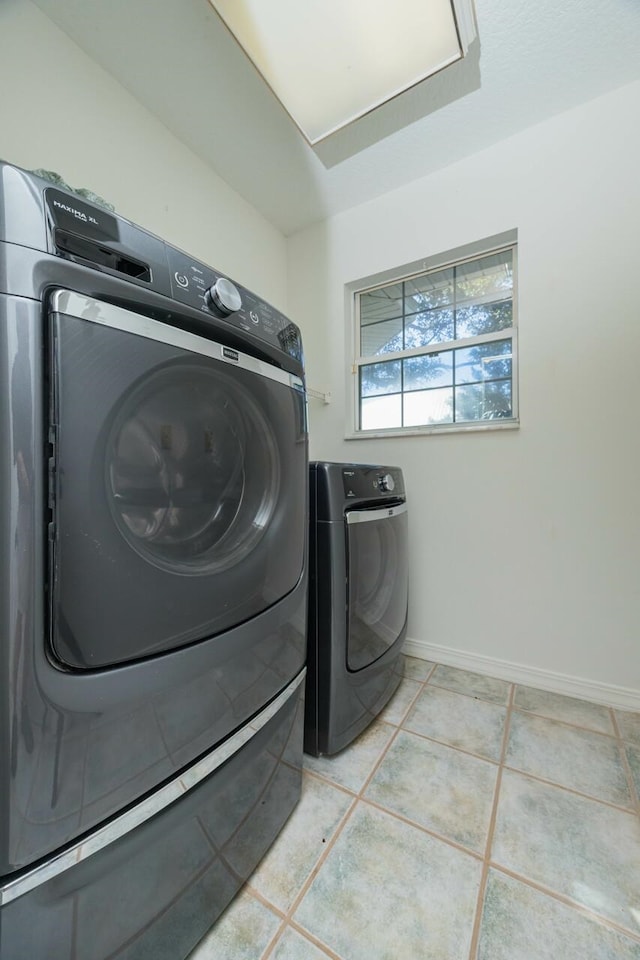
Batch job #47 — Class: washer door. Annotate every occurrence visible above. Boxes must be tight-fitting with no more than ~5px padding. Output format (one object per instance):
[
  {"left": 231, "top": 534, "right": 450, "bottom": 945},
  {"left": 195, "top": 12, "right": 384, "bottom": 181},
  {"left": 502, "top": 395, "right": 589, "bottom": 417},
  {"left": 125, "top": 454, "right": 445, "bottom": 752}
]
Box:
[
  {"left": 48, "top": 292, "right": 307, "bottom": 669},
  {"left": 346, "top": 503, "right": 409, "bottom": 671}
]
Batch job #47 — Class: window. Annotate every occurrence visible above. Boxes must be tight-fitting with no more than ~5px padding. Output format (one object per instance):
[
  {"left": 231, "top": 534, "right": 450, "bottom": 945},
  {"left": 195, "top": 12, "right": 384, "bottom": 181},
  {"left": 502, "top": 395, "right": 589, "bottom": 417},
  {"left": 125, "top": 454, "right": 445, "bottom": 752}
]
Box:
[{"left": 351, "top": 240, "right": 518, "bottom": 435}]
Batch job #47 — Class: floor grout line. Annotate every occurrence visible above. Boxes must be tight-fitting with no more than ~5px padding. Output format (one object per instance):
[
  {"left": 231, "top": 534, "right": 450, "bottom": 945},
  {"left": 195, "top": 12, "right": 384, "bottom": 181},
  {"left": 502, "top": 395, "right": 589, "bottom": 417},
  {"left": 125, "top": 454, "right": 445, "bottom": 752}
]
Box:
[
  {"left": 269, "top": 794, "right": 358, "bottom": 934},
  {"left": 255, "top": 791, "right": 358, "bottom": 960},
  {"left": 245, "top": 886, "right": 287, "bottom": 920},
  {"left": 610, "top": 709, "right": 640, "bottom": 820},
  {"left": 426, "top": 679, "right": 511, "bottom": 708},
  {"left": 396, "top": 725, "right": 503, "bottom": 766},
  {"left": 301, "top": 765, "right": 362, "bottom": 798},
  {"left": 509, "top": 705, "right": 619, "bottom": 739},
  {"left": 499, "top": 763, "right": 639, "bottom": 815},
  {"left": 467, "top": 682, "right": 515, "bottom": 960},
  {"left": 378, "top": 671, "right": 426, "bottom": 727},
  {"left": 285, "top": 919, "right": 344, "bottom": 959},
  {"left": 359, "top": 794, "right": 485, "bottom": 862},
  {"left": 357, "top": 714, "right": 407, "bottom": 796},
  {"left": 258, "top": 921, "right": 287, "bottom": 960},
  {"left": 421, "top": 659, "right": 439, "bottom": 683}
]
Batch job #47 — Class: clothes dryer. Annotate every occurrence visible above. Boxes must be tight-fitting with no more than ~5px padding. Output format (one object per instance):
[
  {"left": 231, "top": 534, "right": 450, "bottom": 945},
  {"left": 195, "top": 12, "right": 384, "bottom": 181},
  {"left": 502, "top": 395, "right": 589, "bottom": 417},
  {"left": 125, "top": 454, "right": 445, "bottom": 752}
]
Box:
[
  {"left": 0, "top": 162, "right": 307, "bottom": 959},
  {"left": 305, "top": 462, "right": 408, "bottom": 756}
]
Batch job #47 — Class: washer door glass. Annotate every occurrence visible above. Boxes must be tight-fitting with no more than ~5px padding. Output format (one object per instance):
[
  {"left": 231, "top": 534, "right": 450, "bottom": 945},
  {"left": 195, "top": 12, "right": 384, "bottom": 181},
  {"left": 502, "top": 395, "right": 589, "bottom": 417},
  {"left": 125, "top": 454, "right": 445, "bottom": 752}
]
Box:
[
  {"left": 346, "top": 508, "right": 408, "bottom": 671},
  {"left": 107, "top": 364, "right": 278, "bottom": 575},
  {"left": 49, "top": 303, "right": 306, "bottom": 669}
]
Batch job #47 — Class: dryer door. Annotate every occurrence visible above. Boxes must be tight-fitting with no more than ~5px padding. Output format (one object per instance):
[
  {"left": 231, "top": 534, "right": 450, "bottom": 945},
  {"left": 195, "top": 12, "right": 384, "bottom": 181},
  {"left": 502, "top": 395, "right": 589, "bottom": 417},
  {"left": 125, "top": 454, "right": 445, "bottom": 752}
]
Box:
[
  {"left": 48, "top": 291, "right": 307, "bottom": 669},
  {"left": 345, "top": 503, "right": 409, "bottom": 671}
]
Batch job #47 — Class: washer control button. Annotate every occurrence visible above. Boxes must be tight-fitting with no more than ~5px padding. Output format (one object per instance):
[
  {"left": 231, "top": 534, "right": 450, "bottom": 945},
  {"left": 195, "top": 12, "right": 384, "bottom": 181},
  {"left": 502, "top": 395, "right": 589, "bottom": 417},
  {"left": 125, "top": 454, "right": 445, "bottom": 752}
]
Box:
[
  {"left": 205, "top": 278, "right": 242, "bottom": 317},
  {"left": 174, "top": 272, "right": 189, "bottom": 288}
]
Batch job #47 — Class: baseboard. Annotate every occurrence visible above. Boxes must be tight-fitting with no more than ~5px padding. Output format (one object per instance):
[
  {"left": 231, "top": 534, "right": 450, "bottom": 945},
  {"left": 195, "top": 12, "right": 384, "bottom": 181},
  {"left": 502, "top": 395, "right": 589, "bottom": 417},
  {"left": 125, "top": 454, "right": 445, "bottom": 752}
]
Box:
[{"left": 403, "top": 637, "right": 640, "bottom": 713}]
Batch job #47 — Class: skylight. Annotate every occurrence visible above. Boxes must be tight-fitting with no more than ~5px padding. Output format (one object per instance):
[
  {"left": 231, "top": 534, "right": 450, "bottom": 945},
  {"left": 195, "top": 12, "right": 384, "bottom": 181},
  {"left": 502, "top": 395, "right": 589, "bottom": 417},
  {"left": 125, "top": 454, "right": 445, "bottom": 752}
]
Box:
[{"left": 208, "top": 0, "right": 477, "bottom": 144}]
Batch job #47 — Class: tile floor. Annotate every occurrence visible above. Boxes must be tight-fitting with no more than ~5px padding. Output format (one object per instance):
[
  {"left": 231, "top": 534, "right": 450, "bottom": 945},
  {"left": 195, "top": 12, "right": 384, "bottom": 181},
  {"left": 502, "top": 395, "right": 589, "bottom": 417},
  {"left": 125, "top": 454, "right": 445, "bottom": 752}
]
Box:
[{"left": 190, "top": 658, "right": 640, "bottom": 959}]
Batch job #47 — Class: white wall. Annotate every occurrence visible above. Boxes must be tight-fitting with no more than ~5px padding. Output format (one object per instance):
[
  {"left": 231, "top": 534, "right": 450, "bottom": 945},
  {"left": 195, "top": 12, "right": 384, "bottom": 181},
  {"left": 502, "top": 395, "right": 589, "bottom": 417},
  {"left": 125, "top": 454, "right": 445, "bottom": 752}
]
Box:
[
  {"left": 288, "top": 79, "right": 640, "bottom": 701},
  {"left": 0, "top": 0, "right": 287, "bottom": 307}
]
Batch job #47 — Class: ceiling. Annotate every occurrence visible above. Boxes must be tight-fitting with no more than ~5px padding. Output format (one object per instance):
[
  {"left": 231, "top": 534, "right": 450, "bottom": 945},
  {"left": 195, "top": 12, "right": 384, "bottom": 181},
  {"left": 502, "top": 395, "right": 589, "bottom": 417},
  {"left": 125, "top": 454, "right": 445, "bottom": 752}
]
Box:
[{"left": 32, "top": 0, "right": 640, "bottom": 236}]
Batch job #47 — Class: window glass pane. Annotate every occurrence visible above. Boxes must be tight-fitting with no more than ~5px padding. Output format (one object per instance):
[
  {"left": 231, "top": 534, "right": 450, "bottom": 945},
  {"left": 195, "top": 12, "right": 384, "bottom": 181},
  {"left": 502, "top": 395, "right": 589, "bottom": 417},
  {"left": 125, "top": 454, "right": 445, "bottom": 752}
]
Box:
[
  {"left": 455, "top": 300, "right": 512, "bottom": 339},
  {"left": 404, "top": 352, "right": 453, "bottom": 391},
  {"left": 361, "top": 393, "right": 402, "bottom": 430},
  {"left": 455, "top": 381, "right": 512, "bottom": 422},
  {"left": 360, "top": 283, "right": 403, "bottom": 325},
  {"left": 360, "top": 316, "right": 403, "bottom": 356},
  {"left": 404, "top": 308, "right": 454, "bottom": 349},
  {"left": 455, "top": 339, "right": 512, "bottom": 385},
  {"left": 455, "top": 251, "right": 513, "bottom": 309},
  {"left": 355, "top": 244, "right": 517, "bottom": 434},
  {"left": 360, "top": 360, "right": 402, "bottom": 397},
  {"left": 405, "top": 268, "right": 454, "bottom": 314},
  {"left": 404, "top": 388, "right": 453, "bottom": 426}
]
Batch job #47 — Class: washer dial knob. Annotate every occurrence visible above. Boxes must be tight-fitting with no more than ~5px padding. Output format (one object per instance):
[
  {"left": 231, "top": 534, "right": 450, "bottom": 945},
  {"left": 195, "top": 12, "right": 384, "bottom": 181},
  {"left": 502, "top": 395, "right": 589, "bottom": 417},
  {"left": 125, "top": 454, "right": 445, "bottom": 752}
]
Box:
[
  {"left": 205, "top": 277, "right": 242, "bottom": 317},
  {"left": 378, "top": 473, "right": 395, "bottom": 492}
]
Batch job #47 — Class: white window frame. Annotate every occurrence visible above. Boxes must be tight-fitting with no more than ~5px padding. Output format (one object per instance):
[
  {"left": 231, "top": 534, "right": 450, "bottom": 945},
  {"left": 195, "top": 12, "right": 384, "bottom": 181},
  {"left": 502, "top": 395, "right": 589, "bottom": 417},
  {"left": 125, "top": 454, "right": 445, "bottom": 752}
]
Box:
[{"left": 345, "top": 231, "right": 520, "bottom": 439}]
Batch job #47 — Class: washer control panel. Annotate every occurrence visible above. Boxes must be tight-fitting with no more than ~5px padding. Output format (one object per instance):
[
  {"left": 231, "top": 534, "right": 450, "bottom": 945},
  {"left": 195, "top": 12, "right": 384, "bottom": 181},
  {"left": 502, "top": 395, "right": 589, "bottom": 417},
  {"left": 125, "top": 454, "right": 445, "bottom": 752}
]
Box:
[
  {"left": 167, "top": 247, "right": 302, "bottom": 362},
  {"left": 342, "top": 465, "right": 405, "bottom": 500}
]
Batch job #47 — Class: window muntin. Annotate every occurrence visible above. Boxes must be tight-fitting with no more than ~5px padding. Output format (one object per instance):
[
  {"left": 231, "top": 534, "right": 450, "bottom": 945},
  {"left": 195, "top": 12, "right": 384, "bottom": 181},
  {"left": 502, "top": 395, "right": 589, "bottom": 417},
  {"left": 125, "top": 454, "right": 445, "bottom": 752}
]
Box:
[{"left": 355, "top": 246, "right": 517, "bottom": 433}]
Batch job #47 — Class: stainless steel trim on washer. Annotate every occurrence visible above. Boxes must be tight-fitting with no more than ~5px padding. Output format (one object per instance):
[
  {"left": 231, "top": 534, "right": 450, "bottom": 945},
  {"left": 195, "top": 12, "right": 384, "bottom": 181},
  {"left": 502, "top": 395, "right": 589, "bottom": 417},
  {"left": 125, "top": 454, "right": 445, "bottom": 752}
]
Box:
[
  {"left": 0, "top": 669, "right": 306, "bottom": 907},
  {"left": 345, "top": 503, "right": 408, "bottom": 524},
  {"left": 50, "top": 290, "right": 304, "bottom": 393}
]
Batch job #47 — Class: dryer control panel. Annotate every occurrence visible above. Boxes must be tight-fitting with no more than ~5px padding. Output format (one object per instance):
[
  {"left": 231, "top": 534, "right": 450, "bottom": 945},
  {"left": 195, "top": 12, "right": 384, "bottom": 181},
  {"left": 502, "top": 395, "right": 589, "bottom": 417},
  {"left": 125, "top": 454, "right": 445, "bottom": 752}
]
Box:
[{"left": 341, "top": 464, "right": 405, "bottom": 501}]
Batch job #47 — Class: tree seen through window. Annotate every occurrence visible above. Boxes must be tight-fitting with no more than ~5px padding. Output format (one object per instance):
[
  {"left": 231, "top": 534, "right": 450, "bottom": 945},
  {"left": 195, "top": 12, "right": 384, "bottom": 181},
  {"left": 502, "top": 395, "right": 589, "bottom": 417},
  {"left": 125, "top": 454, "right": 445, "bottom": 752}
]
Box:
[{"left": 357, "top": 248, "right": 516, "bottom": 430}]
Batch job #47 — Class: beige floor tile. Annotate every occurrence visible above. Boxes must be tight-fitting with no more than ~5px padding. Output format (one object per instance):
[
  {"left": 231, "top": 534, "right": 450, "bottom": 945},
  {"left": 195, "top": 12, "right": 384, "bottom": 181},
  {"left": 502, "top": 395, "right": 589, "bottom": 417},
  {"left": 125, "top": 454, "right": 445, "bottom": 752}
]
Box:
[
  {"left": 625, "top": 743, "right": 640, "bottom": 799},
  {"left": 404, "top": 684, "right": 506, "bottom": 760},
  {"left": 294, "top": 802, "right": 482, "bottom": 960},
  {"left": 616, "top": 709, "right": 640, "bottom": 745},
  {"left": 506, "top": 711, "right": 633, "bottom": 807},
  {"left": 429, "top": 664, "right": 511, "bottom": 704},
  {"left": 478, "top": 870, "right": 640, "bottom": 960},
  {"left": 365, "top": 729, "right": 497, "bottom": 852},
  {"left": 492, "top": 769, "right": 640, "bottom": 936},
  {"left": 403, "top": 655, "right": 434, "bottom": 681},
  {"left": 513, "top": 686, "right": 614, "bottom": 734}
]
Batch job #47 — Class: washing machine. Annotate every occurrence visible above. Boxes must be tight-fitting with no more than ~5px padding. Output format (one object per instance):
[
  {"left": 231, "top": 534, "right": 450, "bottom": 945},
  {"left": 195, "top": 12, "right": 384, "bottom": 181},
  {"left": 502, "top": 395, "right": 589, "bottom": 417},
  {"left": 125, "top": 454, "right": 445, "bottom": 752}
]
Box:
[
  {"left": 304, "top": 462, "right": 408, "bottom": 757},
  {"left": 0, "top": 162, "right": 308, "bottom": 959}
]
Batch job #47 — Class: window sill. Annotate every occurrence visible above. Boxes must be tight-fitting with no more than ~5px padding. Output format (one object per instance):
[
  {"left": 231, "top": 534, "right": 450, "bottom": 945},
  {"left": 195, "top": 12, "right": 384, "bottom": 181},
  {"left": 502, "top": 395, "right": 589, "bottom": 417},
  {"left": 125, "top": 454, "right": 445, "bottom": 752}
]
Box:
[{"left": 344, "top": 419, "right": 520, "bottom": 440}]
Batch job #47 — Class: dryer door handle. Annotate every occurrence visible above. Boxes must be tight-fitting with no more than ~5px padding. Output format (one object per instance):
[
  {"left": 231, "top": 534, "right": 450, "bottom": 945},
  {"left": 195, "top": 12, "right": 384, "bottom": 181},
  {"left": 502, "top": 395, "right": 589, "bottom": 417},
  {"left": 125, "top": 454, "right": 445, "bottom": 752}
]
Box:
[{"left": 345, "top": 503, "right": 407, "bottom": 524}]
